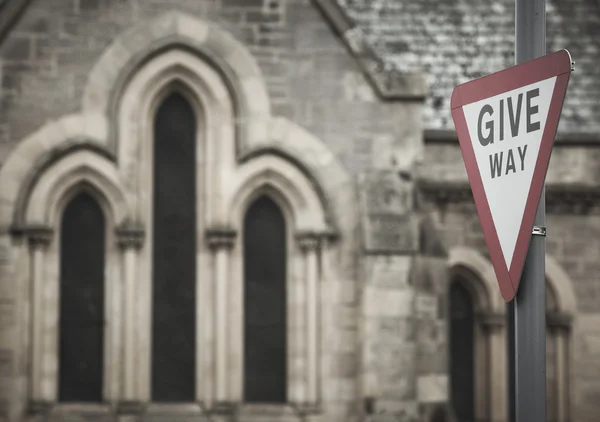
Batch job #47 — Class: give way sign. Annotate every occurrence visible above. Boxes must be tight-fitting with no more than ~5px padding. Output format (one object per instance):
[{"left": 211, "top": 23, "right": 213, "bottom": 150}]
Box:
[{"left": 450, "top": 49, "right": 572, "bottom": 302}]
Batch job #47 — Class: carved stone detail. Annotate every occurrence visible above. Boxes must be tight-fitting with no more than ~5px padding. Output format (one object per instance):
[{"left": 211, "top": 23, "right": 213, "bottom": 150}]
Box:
[
  {"left": 478, "top": 311, "right": 506, "bottom": 331},
  {"left": 116, "top": 223, "right": 145, "bottom": 250},
  {"left": 296, "top": 232, "right": 321, "bottom": 251},
  {"left": 547, "top": 311, "right": 573, "bottom": 332},
  {"left": 22, "top": 225, "right": 53, "bottom": 250},
  {"left": 206, "top": 228, "right": 237, "bottom": 250},
  {"left": 296, "top": 230, "right": 338, "bottom": 251}
]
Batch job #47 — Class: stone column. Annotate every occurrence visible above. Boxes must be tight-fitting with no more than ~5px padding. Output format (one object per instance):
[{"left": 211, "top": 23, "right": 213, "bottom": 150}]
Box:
[
  {"left": 480, "top": 311, "right": 506, "bottom": 422},
  {"left": 24, "top": 226, "right": 53, "bottom": 411},
  {"left": 296, "top": 232, "right": 321, "bottom": 412},
  {"left": 207, "top": 228, "right": 236, "bottom": 414},
  {"left": 548, "top": 311, "right": 573, "bottom": 422},
  {"left": 116, "top": 224, "right": 145, "bottom": 415}
]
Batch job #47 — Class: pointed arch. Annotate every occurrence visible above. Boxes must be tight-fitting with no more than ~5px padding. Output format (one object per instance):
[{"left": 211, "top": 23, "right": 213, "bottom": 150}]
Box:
[
  {"left": 83, "top": 11, "right": 270, "bottom": 155},
  {"left": 0, "top": 114, "right": 109, "bottom": 229},
  {"left": 151, "top": 91, "right": 197, "bottom": 402},
  {"left": 18, "top": 148, "right": 129, "bottom": 407},
  {"left": 58, "top": 192, "right": 106, "bottom": 402},
  {"left": 447, "top": 247, "right": 507, "bottom": 422},
  {"left": 243, "top": 195, "right": 288, "bottom": 403},
  {"left": 448, "top": 247, "right": 504, "bottom": 313},
  {"left": 22, "top": 149, "right": 131, "bottom": 228},
  {"left": 226, "top": 154, "right": 329, "bottom": 233}
]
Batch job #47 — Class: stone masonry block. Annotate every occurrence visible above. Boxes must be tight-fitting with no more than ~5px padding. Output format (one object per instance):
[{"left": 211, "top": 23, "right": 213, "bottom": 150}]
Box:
[
  {"left": 365, "top": 256, "right": 412, "bottom": 288},
  {"left": 414, "top": 294, "right": 437, "bottom": 320},
  {"left": 364, "top": 288, "right": 412, "bottom": 318},
  {"left": 364, "top": 214, "right": 420, "bottom": 254},
  {"left": 417, "top": 375, "right": 447, "bottom": 403},
  {"left": 328, "top": 378, "right": 357, "bottom": 401},
  {"left": 241, "top": 76, "right": 271, "bottom": 116},
  {"left": 175, "top": 13, "right": 210, "bottom": 43}
]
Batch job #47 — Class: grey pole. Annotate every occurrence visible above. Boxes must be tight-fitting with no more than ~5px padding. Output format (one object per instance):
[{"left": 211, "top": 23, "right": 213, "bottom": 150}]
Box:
[{"left": 514, "top": 1, "right": 547, "bottom": 422}]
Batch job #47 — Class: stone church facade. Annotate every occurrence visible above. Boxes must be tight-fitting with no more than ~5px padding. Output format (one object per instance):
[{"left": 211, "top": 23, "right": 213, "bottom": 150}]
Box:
[{"left": 0, "top": 1, "right": 598, "bottom": 422}]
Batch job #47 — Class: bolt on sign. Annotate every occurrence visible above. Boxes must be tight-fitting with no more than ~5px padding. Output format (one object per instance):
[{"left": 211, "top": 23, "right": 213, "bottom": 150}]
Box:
[{"left": 450, "top": 50, "right": 573, "bottom": 302}]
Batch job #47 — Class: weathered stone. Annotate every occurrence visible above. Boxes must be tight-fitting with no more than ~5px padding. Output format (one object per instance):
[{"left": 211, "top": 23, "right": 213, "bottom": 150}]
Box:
[
  {"left": 417, "top": 374, "right": 447, "bottom": 403},
  {"left": 363, "top": 214, "right": 420, "bottom": 253}
]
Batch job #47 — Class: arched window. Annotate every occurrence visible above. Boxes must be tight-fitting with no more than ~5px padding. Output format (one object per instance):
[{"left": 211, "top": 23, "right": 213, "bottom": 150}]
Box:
[
  {"left": 449, "top": 281, "right": 475, "bottom": 422},
  {"left": 243, "top": 196, "right": 287, "bottom": 403},
  {"left": 151, "top": 92, "right": 197, "bottom": 402},
  {"left": 58, "top": 192, "right": 106, "bottom": 402}
]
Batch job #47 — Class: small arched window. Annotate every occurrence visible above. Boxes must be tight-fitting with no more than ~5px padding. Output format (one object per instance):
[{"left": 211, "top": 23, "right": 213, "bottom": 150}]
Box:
[
  {"left": 449, "top": 280, "right": 475, "bottom": 422},
  {"left": 58, "top": 192, "right": 106, "bottom": 402},
  {"left": 243, "top": 196, "right": 287, "bottom": 403},
  {"left": 151, "top": 92, "right": 197, "bottom": 402}
]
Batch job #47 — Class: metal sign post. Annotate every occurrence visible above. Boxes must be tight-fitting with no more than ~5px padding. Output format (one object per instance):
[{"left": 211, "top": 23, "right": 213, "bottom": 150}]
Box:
[{"left": 514, "top": 0, "right": 547, "bottom": 422}]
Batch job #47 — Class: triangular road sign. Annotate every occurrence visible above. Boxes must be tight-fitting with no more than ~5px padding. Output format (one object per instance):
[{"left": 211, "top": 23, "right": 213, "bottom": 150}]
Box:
[{"left": 451, "top": 50, "right": 573, "bottom": 302}]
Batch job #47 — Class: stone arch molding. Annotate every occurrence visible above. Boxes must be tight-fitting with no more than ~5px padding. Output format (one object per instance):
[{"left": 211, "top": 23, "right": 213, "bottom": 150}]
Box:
[
  {"left": 82, "top": 10, "right": 271, "bottom": 154},
  {"left": 0, "top": 114, "right": 110, "bottom": 230},
  {"left": 24, "top": 150, "right": 132, "bottom": 228},
  {"left": 0, "top": 10, "right": 360, "bottom": 418},
  {"left": 448, "top": 248, "right": 578, "bottom": 315},
  {"left": 448, "top": 247, "right": 505, "bottom": 313},
  {"left": 0, "top": 10, "right": 356, "bottom": 234}
]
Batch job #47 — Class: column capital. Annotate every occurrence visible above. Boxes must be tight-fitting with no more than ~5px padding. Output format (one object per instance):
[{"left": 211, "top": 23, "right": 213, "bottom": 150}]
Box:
[
  {"left": 116, "top": 223, "right": 145, "bottom": 250},
  {"left": 478, "top": 311, "right": 506, "bottom": 331},
  {"left": 21, "top": 225, "right": 53, "bottom": 250},
  {"left": 296, "top": 229, "right": 338, "bottom": 251},
  {"left": 547, "top": 311, "right": 573, "bottom": 332},
  {"left": 296, "top": 231, "right": 321, "bottom": 251},
  {"left": 206, "top": 227, "right": 237, "bottom": 250}
]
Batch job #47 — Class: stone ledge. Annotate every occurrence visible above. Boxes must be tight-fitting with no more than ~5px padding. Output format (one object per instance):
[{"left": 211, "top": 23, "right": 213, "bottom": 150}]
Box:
[
  {"left": 425, "top": 128, "right": 600, "bottom": 147},
  {"left": 116, "top": 401, "right": 145, "bottom": 415},
  {"left": 416, "top": 178, "right": 600, "bottom": 215}
]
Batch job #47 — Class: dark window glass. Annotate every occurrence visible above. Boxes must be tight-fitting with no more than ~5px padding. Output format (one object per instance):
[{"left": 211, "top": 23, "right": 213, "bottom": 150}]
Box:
[
  {"left": 243, "top": 196, "right": 287, "bottom": 403},
  {"left": 59, "top": 192, "right": 105, "bottom": 402},
  {"left": 449, "top": 281, "right": 475, "bottom": 422},
  {"left": 151, "top": 93, "right": 197, "bottom": 402}
]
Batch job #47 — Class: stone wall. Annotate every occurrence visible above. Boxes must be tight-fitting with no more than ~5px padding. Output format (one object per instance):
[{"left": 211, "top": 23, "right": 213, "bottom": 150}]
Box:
[
  {"left": 358, "top": 168, "right": 448, "bottom": 422},
  {"left": 421, "top": 140, "right": 600, "bottom": 422},
  {"left": 0, "top": 0, "right": 419, "bottom": 176}
]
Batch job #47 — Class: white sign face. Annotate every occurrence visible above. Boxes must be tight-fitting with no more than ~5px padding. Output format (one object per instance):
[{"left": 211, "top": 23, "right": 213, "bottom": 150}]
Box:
[{"left": 462, "top": 77, "right": 556, "bottom": 269}]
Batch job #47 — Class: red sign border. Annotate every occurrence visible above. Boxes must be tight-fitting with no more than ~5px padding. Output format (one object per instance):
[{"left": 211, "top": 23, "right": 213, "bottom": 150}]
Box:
[{"left": 451, "top": 50, "right": 572, "bottom": 302}]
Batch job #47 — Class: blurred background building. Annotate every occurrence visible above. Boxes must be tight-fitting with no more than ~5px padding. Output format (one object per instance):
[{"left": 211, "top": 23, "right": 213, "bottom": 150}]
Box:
[{"left": 0, "top": 0, "right": 598, "bottom": 421}]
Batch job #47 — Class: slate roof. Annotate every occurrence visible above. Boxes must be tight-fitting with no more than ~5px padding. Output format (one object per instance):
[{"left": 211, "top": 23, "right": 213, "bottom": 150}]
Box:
[
  {"left": 0, "top": 0, "right": 597, "bottom": 135},
  {"left": 338, "top": 0, "right": 600, "bottom": 135}
]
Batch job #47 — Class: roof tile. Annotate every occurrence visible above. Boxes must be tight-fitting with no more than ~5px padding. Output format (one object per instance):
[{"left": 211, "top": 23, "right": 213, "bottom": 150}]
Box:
[{"left": 338, "top": 0, "right": 600, "bottom": 134}]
